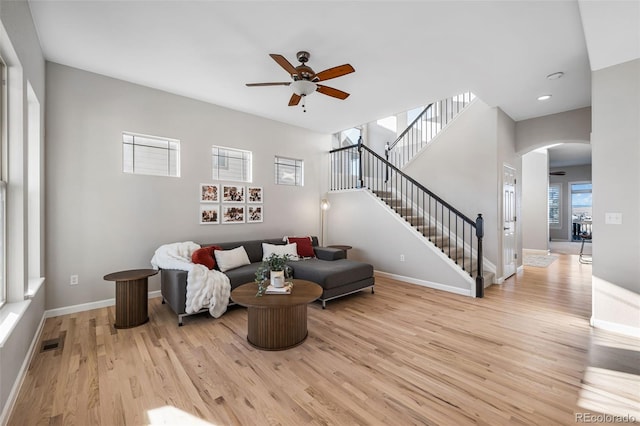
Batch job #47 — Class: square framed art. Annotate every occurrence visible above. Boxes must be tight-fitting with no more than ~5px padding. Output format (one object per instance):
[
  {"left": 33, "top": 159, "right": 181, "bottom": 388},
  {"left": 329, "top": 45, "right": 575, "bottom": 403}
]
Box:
[
  {"left": 247, "top": 186, "right": 263, "bottom": 203},
  {"left": 247, "top": 205, "right": 263, "bottom": 223},
  {"left": 200, "top": 184, "right": 219, "bottom": 203},
  {"left": 222, "top": 185, "right": 245, "bottom": 203},
  {"left": 222, "top": 205, "right": 245, "bottom": 224},
  {"left": 200, "top": 205, "right": 220, "bottom": 224}
]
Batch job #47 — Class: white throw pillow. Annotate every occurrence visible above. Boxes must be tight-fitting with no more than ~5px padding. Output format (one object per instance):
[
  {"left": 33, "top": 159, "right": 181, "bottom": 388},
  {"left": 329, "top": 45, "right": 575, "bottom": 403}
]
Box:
[
  {"left": 214, "top": 246, "right": 251, "bottom": 272},
  {"left": 262, "top": 243, "right": 299, "bottom": 261}
]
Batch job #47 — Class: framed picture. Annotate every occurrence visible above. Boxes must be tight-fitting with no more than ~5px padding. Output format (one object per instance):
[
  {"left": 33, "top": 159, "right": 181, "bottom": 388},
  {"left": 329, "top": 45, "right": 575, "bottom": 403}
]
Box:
[
  {"left": 200, "top": 184, "right": 219, "bottom": 203},
  {"left": 200, "top": 205, "right": 220, "bottom": 224},
  {"left": 247, "top": 205, "right": 263, "bottom": 223},
  {"left": 222, "top": 185, "right": 245, "bottom": 203},
  {"left": 222, "top": 205, "right": 245, "bottom": 224},
  {"left": 247, "top": 186, "right": 263, "bottom": 203}
]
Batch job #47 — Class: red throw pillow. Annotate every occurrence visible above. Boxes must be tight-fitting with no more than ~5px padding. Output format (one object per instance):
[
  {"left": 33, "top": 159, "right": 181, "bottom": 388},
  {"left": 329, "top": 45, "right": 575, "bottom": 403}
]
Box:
[
  {"left": 287, "top": 237, "right": 315, "bottom": 258},
  {"left": 192, "top": 245, "right": 222, "bottom": 270}
]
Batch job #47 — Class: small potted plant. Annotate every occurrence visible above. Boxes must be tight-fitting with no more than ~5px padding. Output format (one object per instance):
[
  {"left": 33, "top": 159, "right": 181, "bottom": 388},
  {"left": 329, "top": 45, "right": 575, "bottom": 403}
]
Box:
[{"left": 264, "top": 253, "right": 290, "bottom": 288}]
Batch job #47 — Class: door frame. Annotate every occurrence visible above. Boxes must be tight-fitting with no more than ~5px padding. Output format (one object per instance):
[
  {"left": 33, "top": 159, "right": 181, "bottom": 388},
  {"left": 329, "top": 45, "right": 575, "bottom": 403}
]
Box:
[{"left": 502, "top": 164, "right": 518, "bottom": 280}]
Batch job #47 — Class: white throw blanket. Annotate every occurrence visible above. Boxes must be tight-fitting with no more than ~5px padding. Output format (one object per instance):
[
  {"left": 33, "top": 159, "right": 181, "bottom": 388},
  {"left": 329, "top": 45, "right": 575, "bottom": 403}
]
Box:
[{"left": 151, "top": 241, "right": 231, "bottom": 318}]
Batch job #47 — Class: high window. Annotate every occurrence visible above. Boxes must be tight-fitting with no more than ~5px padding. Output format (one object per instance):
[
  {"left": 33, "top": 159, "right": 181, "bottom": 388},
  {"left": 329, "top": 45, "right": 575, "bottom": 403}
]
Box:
[
  {"left": 123, "top": 132, "right": 180, "bottom": 177},
  {"left": 274, "top": 156, "right": 304, "bottom": 186},
  {"left": 338, "top": 127, "right": 361, "bottom": 147},
  {"left": 212, "top": 146, "right": 252, "bottom": 182}
]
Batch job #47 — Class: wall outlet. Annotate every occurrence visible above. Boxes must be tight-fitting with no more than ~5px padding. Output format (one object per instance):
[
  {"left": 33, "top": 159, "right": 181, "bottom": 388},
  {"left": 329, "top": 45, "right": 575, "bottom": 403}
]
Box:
[
  {"left": 400, "top": 254, "right": 405, "bottom": 262},
  {"left": 70, "top": 275, "right": 79, "bottom": 286}
]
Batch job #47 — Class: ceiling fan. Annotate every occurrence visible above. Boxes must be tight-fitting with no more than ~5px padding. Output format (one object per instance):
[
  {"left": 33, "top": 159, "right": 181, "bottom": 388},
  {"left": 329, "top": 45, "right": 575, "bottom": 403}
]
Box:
[
  {"left": 246, "top": 51, "right": 355, "bottom": 111},
  {"left": 549, "top": 171, "right": 566, "bottom": 176}
]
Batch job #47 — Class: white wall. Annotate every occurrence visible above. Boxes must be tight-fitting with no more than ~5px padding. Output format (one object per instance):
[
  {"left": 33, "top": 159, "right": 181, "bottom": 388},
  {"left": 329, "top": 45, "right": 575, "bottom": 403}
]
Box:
[
  {"left": 549, "top": 164, "right": 592, "bottom": 241},
  {"left": 45, "top": 63, "right": 330, "bottom": 310},
  {"left": 521, "top": 151, "right": 549, "bottom": 251},
  {"left": 515, "top": 107, "right": 591, "bottom": 153},
  {"left": 591, "top": 58, "right": 640, "bottom": 336}
]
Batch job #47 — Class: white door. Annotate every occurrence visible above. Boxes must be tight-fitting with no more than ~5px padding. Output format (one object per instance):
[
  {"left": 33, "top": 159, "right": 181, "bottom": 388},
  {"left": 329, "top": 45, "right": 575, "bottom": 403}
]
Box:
[{"left": 503, "top": 165, "right": 517, "bottom": 278}]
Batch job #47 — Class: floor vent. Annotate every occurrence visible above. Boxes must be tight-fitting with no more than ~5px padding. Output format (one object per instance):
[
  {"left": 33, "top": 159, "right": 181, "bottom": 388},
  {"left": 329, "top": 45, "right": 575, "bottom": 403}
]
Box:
[{"left": 40, "top": 333, "right": 66, "bottom": 352}]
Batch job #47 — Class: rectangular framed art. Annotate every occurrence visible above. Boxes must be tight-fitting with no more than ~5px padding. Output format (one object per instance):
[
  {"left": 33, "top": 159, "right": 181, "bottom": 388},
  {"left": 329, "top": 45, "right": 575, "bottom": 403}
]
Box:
[
  {"left": 222, "top": 185, "right": 245, "bottom": 203},
  {"left": 222, "top": 205, "right": 245, "bottom": 224},
  {"left": 247, "top": 205, "right": 263, "bottom": 223},
  {"left": 247, "top": 186, "right": 263, "bottom": 203},
  {"left": 200, "top": 184, "right": 219, "bottom": 203},
  {"left": 200, "top": 205, "right": 220, "bottom": 224}
]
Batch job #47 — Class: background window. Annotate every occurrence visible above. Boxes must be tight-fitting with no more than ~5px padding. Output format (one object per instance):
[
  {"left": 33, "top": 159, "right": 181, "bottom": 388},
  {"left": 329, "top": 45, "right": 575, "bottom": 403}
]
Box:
[
  {"left": 275, "top": 156, "right": 304, "bottom": 186},
  {"left": 123, "top": 132, "right": 180, "bottom": 177},
  {"left": 548, "top": 183, "right": 561, "bottom": 228},
  {"left": 212, "top": 146, "right": 251, "bottom": 182}
]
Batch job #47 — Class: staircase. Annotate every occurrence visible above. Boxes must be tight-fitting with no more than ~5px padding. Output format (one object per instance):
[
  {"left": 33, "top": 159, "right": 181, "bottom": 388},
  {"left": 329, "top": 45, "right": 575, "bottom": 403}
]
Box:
[
  {"left": 386, "top": 92, "right": 475, "bottom": 170},
  {"left": 330, "top": 141, "right": 490, "bottom": 297},
  {"left": 373, "top": 188, "right": 492, "bottom": 283}
]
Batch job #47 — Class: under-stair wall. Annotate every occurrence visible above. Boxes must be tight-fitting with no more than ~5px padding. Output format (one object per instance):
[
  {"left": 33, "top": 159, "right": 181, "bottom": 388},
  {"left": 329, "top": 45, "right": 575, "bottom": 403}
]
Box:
[{"left": 326, "top": 189, "right": 475, "bottom": 295}]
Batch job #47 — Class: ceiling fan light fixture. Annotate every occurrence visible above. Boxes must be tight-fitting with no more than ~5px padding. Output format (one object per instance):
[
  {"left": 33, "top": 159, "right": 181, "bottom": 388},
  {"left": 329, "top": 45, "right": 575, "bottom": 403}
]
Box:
[{"left": 291, "top": 80, "right": 317, "bottom": 96}]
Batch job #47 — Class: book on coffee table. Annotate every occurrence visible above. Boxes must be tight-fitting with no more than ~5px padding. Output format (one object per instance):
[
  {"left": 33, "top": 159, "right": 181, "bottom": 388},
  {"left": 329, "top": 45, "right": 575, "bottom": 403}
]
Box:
[{"left": 265, "top": 284, "right": 292, "bottom": 294}]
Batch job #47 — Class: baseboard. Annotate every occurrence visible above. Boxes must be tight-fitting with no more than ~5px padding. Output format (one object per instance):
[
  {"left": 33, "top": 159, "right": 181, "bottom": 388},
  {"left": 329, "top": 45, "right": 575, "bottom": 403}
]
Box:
[
  {"left": 0, "top": 311, "right": 47, "bottom": 426},
  {"left": 44, "top": 290, "right": 162, "bottom": 319},
  {"left": 523, "top": 248, "right": 550, "bottom": 256},
  {"left": 375, "top": 270, "right": 471, "bottom": 297},
  {"left": 591, "top": 317, "right": 640, "bottom": 338}
]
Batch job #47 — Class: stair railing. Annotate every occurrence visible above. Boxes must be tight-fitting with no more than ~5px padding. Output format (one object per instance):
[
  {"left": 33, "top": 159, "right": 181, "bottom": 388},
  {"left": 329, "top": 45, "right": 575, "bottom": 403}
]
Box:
[
  {"left": 330, "top": 142, "right": 484, "bottom": 297},
  {"left": 385, "top": 92, "right": 475, "bottom": 170}
]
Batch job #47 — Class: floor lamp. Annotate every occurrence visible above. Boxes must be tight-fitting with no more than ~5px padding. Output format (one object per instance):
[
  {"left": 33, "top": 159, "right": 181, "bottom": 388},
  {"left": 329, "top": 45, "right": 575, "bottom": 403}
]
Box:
[{"left": 320, "top": 199, "right": 331, "bottom": 246}]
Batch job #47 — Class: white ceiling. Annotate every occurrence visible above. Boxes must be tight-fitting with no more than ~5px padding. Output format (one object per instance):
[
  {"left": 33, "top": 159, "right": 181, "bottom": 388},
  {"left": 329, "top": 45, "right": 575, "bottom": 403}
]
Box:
[{"left": 27, "top": 1, "right": 638, "bottom": 134}]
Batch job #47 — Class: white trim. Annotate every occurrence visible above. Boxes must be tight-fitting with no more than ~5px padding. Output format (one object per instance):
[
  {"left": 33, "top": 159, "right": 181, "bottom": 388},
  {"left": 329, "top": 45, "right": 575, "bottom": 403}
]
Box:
[
  {"left": 591, "top": 317, "right": 640, "bottom": 339},
  {"left": 0, "top": 310, "right": 46, "bottom": 426},
  {"left": 523, "top": 248, "right": 550, "bottom": 256},
  {"left": 44, "top": 290, "right": 162, "bottom": 319},
  {"left": 375, "top": 270, "right": 471, "bottom": 297}
]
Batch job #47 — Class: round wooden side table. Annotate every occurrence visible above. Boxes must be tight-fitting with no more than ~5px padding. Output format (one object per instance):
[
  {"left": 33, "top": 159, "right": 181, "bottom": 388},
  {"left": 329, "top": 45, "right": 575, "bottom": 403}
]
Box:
[
  {"left": 103, "top": 269, "right": 158, "bottom": 329},
  {"left": 230, "top": 279, "right": 322, "bottom": 351}
]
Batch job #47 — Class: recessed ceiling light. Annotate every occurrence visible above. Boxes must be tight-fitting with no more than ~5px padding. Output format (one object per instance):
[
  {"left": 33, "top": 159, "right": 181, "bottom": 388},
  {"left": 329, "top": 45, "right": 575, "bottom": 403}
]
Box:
[
  {"left": 538, "top": 94, "right": 552, "bottom": 101},
  {"left": 546, "top": 72, "right": 564, "bottom": 80}
]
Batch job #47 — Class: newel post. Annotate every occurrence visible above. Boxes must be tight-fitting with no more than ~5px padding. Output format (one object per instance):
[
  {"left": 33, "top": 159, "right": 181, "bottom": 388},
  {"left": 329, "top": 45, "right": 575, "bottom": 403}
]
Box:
[
  {"left": 384, "top": 142, "right": 390, "bottom": 183},
  {"left": 357, "top": 135, "right": 364, "bottom": 188},
  {"left": 475, "top": 214, "right": 484, "bottom": 298}
]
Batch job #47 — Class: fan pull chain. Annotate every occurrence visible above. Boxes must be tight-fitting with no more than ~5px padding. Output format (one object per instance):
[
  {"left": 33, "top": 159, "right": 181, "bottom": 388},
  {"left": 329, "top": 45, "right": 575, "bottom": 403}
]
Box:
[{"left": 301, "top": 95, "right": 307, "bottom": 113}]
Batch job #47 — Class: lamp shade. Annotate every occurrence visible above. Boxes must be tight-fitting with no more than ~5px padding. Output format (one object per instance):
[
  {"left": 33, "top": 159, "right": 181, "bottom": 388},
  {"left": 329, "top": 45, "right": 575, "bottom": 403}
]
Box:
[
  {"left": 292, "top": 80, "right": 317, "bottom": 96},
  {"left": 320, "top": 199, "right": 331, "bottom": 211}
]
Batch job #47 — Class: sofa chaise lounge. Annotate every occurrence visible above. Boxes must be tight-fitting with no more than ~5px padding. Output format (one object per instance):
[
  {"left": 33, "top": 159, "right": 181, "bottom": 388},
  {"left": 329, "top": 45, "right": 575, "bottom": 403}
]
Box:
[{"left": 160, "top": 237, "right": 374, "bottom": 325}]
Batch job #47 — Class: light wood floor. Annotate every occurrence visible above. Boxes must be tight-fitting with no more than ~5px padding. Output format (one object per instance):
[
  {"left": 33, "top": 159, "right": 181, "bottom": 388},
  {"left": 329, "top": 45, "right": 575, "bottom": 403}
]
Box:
[{"left": 9, "top": 255, "right": 640, "bottom": 425}]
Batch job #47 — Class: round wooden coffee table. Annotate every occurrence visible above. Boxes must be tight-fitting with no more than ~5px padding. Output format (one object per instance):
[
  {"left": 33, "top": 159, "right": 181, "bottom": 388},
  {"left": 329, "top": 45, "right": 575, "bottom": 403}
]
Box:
[
  {"left": 230, "top": 279, "right": 322, "bottom": 351},
  {"left": 103, "top": 269, "right": 158, "bottom": 329}
]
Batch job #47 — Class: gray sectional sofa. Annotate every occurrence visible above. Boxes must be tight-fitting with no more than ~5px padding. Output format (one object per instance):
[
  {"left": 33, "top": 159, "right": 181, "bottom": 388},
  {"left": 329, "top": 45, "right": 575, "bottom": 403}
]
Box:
[{"left": 160, "top": 237, "right": 374, "bottom": 325}]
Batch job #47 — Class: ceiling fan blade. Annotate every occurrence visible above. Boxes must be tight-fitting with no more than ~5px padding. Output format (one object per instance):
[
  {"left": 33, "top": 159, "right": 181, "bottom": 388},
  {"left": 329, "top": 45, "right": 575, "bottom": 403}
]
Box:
[
  {"left": 270, "top": 54, "right": 298, "bottom": 76},
  {"left": 315, "top": 64, "right": 355, "bottom": 82},
  {"left": 246, "top": 82, "right": 291, "bottom": 87},
  {"left": 288, "top": 93, "right": 302, "bottom": 106},
  {"left": 316, "top": 85, "right": 350, "bottom": 100},
  {"left": 549, "top": 171, "right": 566, "bottom": 176}
]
